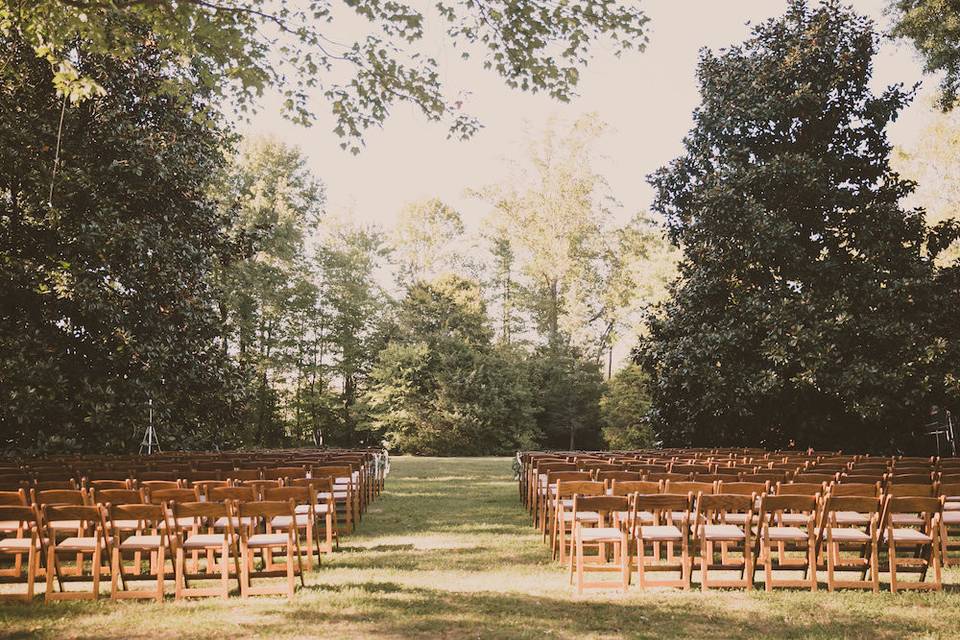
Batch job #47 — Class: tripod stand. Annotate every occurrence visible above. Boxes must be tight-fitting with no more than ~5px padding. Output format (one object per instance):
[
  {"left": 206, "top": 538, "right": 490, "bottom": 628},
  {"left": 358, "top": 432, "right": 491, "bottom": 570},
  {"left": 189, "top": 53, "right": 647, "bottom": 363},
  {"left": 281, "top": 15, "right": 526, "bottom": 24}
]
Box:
[{"left": 139, "top": 398, "right": 161, "bottom": 455}]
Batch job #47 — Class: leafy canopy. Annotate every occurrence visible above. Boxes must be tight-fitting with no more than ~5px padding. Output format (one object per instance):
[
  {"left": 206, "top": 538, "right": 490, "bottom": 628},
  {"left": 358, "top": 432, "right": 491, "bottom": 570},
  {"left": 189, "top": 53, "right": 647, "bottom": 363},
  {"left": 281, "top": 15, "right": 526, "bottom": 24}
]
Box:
[
  {"left": 3, "top": 1, "right": 650, "bottom": 151},
  {"left": 890, "top": 0, "right": 960, "bottom": 111},
  {"left": 639, "top": 0, "right": 957, "bottom": 452},
  {"left": 0, "top": 24, "right": 243, "bottom": 452}
]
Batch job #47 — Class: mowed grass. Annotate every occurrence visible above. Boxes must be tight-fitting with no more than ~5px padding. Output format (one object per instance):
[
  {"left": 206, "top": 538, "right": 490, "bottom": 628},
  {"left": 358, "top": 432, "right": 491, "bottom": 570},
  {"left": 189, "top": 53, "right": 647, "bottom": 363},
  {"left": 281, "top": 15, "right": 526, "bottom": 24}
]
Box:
[{"left": 1, "top": 456, "right": 959, "bottom": 639}]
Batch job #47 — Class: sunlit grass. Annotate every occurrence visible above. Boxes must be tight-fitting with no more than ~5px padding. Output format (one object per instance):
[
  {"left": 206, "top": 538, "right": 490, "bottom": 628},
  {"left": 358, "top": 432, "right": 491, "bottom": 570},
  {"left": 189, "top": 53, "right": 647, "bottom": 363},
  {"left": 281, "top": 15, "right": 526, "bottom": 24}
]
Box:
[{"left": 0, "top": 456, "right": 958, "bottom": 639}]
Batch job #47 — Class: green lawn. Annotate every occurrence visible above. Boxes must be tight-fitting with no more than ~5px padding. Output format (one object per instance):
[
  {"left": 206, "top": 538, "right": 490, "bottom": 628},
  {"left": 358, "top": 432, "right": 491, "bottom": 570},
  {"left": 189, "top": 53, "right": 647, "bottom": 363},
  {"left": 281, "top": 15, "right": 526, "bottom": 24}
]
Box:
[{"left": 1, "top": 456, "right": 959, "bottom": 639}]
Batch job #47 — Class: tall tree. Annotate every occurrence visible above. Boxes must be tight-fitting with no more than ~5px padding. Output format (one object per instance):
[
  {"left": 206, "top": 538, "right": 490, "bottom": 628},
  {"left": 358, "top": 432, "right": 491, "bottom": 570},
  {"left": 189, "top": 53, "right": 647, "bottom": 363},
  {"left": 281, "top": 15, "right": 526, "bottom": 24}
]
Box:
[
  {"left": 216, "top": 137, "right": 325, "bottom": 446},
  {"left": 313, "top": 221, "right": 393, "bottom": 446},
  {"left": 639, "top": 0, "right": 956, "bottom": 453},
  {"left": 0, "top": 24, "right": 242, "bottom": 452},
  {"left": 475, "top": 115, "right": 655, "bottom": 362},
  {"left": 392, "top": 198, "right": 466, "bottom": 286},
  {"left": 890, "top": 0, "right": 960, "bottom": 111},
  {"left": 600, "top": 363, "right": 656, "bottom": 450},
  {"left": 6, "top": 1, "right": 650, "bottom": 151},
  {"left": 368, "top": 275, "right": 539, "bottom": 454}
]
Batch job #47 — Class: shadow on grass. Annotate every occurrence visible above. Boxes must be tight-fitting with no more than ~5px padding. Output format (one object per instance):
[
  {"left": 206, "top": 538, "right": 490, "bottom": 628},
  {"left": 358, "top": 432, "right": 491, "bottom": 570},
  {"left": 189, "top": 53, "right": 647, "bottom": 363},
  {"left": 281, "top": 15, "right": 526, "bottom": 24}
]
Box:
[{"left": 260, "top": 580, "right": 943, "bottom": 640}]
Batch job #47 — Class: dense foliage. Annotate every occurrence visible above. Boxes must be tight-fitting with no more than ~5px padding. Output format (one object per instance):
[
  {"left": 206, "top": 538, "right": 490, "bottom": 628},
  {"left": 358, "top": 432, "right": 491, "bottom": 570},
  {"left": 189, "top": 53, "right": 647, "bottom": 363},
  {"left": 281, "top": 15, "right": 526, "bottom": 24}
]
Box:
[
  {"left": 369, "top": 276, "right": 539, "bottom": 455},
  {"left": 0, "top": 27, "right": 243, "bottom": 452},
  {"left": 890, "top": 0, "right": 960, "bottom": 111},
  {"left": 2, "top": 1, "right": 650, "bottom": 151},
  {"left": 600, "top": 364, "right": 655, "bottom": 450},
  {"left": 637, "top": 0, "right": 960, "bottom": 453}
]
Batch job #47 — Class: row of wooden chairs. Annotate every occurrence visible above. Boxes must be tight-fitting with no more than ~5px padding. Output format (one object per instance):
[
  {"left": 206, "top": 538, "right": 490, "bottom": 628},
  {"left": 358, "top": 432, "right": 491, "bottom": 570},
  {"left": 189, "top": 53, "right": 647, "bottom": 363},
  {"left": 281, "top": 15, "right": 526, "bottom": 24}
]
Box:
[
  {"left": 0, "top": 495, "right": 315, "bottom": 602},
  {"left": 1, "top": 456, "right": 385, "bottom": 538},
  {"left": 0, "top": 451, "right": 390, "bottom": 602},
  {"left": 562, "top": 488, "right": 944, "bottom": 594},
  {"left": 519, "top": 449, "right": 958, "bottom": 592},
  {"left": 568, "top": 494, "right": 943, "bottom": 592}
]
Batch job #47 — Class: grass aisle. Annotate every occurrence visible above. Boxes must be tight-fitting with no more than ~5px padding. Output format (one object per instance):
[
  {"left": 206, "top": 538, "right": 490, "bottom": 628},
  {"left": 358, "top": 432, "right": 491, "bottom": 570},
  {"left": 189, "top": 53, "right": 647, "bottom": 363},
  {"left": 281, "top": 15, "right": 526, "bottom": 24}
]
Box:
[{"left": 1, "top": 456, "right": 959, "bottom": 639}]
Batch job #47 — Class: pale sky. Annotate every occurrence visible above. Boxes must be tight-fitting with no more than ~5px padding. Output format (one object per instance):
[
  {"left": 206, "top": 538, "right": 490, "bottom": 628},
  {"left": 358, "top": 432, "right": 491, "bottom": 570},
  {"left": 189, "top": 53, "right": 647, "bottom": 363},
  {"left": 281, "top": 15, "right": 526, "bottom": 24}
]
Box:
[{"left": 241, "top": 0, "right": 937, "bottom": 231}]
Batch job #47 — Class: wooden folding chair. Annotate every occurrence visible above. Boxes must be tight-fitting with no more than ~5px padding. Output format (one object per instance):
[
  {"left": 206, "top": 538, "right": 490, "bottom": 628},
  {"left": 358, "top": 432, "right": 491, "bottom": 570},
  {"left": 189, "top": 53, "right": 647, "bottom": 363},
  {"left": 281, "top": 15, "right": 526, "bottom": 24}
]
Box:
[
  {"left": 695, "top": 493, "right": 755, "bottom": 589},
  {"left": 262, "top": 486, "right": 320, "bottom": 569},
  {"left": 33, "top": 489, "right": 91, "bottom": 577},
  {"left": 167, "top": 500, "right": 239, "bottom": 599},
  {"left": 288, "top": 477, "right": 338, "bottom": 554},
  {"left": 312, "top": 466, "right": 356, "bottom": 533},
  {"left": 817, "top": 495, "right": 881, "bottom": 591},
  {"left": 42, "top": 504, "right": 107, "bottom": 601},
  {"left": 540, "top": 471, "right": 592, "bottom": 538},
  {"left": 0, "top": 505, "right": 40, "bottom": 602},
  {"left": 104, "top": 503, "right": 171, "bottom": 601},
  {"left": 753, "top": 494, "right": 818, "bottom": 591},
  {"left": 938, "top": 481, "right": 960, "bottom": 566},
  {"left": 236, "top": 499, "right": 305, "bottom": 598},
  {"left": 883, "top": 496, "right": 944, "bottom": 592},
  {"left": 568, "top": 495, "right": 630, "bottom": 593},
  {"left": 631, "top": 493, "right": 691, "bottom": 590},
  {"left": 552, "top": 480, "right": 605, "bottom": 562}
]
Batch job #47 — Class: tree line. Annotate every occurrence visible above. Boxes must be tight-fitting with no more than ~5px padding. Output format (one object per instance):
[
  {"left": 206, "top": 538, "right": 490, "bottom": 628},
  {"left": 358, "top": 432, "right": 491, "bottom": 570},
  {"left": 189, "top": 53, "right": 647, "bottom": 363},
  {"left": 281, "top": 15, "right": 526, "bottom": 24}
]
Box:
[
  {"left": 3, "top": 1, "right": 960, "bottom": 455},
  {"left": 0, "top": 24, "right": 664, "bottom": 454}
]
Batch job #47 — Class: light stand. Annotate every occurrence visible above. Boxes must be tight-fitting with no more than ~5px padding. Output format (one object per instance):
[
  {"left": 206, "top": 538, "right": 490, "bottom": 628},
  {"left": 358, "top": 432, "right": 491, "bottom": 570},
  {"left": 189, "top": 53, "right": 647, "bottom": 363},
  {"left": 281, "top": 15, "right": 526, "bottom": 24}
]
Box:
[{"left": 139, "top": 397, "right": 162, "bottom": 455}]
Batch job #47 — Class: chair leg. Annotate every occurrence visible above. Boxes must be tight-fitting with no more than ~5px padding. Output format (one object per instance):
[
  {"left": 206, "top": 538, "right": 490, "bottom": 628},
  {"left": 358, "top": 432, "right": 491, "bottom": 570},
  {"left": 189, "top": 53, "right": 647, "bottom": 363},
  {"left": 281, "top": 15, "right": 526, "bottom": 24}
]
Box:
[
  {"left": 220, "top": 544, "right": 230, "bottom": 598},
  {"left": 620, "top": 537, "right": 629, "bottom": 592},
  {"left": 111, "top": 547, "right": 120, "bottom": 599},
  {"left": 888, "top": 536, "right": 898, "bottom": 593},
  {"left": 576, "top": 535, "right": 584, "bottom": 595},
  {"left": 764, "top": 541, "right": 773, "bottom": 592},
  {"left": 286, "top": 545, "right": 295, "bottom": 598},
  {"left": 175, "top": 547, "right": 184, "bottom": 600},
  {"left": 45, "top": 547, "right": 56, "bottom": 600},
  {"left": 26, "top": 545, "right": 36, "bottom": 601},
  {"left": 827, "top": 540, "right": 835, "bottom": 592},
  {"left": 240, "top": 543, "right": 249, "bottom": 599},
  {"left": 156, "top": 545, "right": 165, "bottom": 602}
]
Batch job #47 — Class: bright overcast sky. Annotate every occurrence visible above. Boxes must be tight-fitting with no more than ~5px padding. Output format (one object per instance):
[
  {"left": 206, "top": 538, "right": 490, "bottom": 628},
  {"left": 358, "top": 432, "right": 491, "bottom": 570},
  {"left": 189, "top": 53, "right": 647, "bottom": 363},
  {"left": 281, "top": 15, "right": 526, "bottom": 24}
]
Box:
[{"left": 242, "top": 0, "right": 937, "bottom": 230}]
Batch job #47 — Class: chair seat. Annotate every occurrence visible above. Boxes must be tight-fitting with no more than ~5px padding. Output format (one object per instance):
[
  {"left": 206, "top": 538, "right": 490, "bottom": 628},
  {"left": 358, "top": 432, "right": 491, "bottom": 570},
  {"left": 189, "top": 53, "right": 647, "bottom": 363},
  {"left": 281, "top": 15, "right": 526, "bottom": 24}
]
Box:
[
  {"left": 763, "top": 526, "right": 808, "bottom": 542},
  {"left": 120, "top": 535, "right": 163, "bottom": 550},
  {"left": 57, "top": 536, "right": 99, "bottom": 551},
  {"left": 723, "top": 513, "right": 757, "bottom": 525},
  {"left": 295, "top": 503, "right": 330, "bottom": 514},
  {"left": 943, "top": 511, "right": 960, "bottom": 525},
  {"left": 825, "top": 527, "right": 871, "bottom": 542},
  {"left": 270, "top": 514, "right": 311, "bottom": 528},
  {"left": 703, "top": 524, "right": 744, "bottom": 541},
  {"left": 890, "top": 528, "right": 932, "bottom": 543},
  {"left": 778, "top": 513, "right": 811, "bottom": 526},
  {"left": 182, "top": 534, "right": 228, "bottom": 549},
  {"left": 159, "top": 517, "right": 196, "bottom": 529},
  {"left": 48, "top": 520, "right": 83, "bottom": 530},
  {"left": 616, "top": 510, "right": 653, "bottom": 524},
  {"left": 0, "top": 520, "right": 22, "bottom": 532},
  {"left": 579, "top": 527, "right": 623, "bottom": 542},
  {"left": 212, "top": 516, "right": 257, "bottom": 529},
  {"left": 833, "top": 511, "right": 871, "bottom": 525},
  {"left": 247, "top": 533, "right": 290, "bottom": 548},
  {"left": 0, "top": 537, "right": 38, "bottom": 551},
  {"left": 891, "top": 513, "right": 924, "bottom": 526},
  {"left": 111, "top": 519, "right": 143, "bottom": 531},
  {"left": 561, "top": 511, "right": 599, "bottom": 522},
  {"left": 636, "top": 525, "right": 683, "bottom": 541},
  {"left": 944, "top": 502, "right": 960, "bottom": 511}
]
